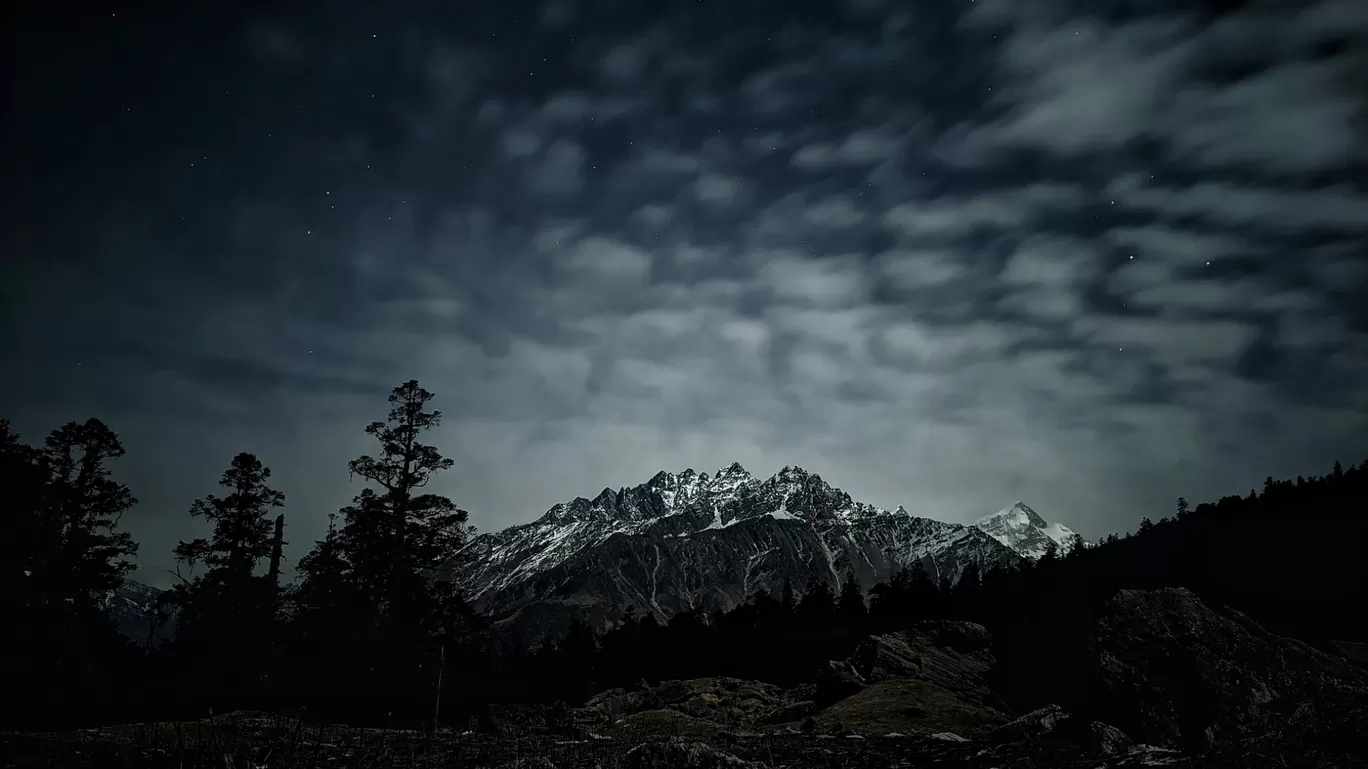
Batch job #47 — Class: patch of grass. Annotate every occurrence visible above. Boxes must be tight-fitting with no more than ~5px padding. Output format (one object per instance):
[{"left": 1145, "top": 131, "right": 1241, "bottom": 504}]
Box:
[{"left": 817, "top": 678, "right": 1005, "bottom": 738}]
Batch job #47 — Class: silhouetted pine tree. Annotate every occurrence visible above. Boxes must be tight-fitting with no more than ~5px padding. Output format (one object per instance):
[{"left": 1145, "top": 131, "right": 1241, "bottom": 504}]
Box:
[
  {"left": 37, "top": 419, "right": 139, "bottom": 603},
  {"left": 341, "top": 381, "right": 470, "bottom": 634},
  {"left": 290, "top": 513, "right": 361, "bottom": 640},
  {"left": 798, "top": 574, "right": 836, "bottom": 619},
  {"left": 284, "top": 381, "right": 479, "bottom": 721},
  {"left": 161, "top": 453, "right": 286, "bottom": 712},
  {"left": 187, "top": 453, "right": 283, "bottom": 577},
  {"left": 11, "top": 419, "right": 141, "bottom": 728},
  {"left": 951, "top": 562, "right": 982, "bottom": 619},
  {"left": 837, "top": 572, "right": 866, "bottom": 620},
  {"left": 868, "top": 560, "right": 941, "bottom": 629},
  {"left": 1039, "top": 540, "right": 1061, "bottom": 565}
]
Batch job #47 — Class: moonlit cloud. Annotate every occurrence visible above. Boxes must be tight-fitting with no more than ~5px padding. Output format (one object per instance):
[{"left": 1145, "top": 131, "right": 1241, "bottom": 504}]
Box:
[{"left": 4, "top": 0, "right": 1365, "bottom": 586}]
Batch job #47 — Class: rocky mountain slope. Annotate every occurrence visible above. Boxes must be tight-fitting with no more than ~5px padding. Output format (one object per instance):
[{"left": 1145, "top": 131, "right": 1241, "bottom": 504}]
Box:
[
  {"left": 447, "top": 464, "right": 1074, "bottom": 647},
  {"left": 974, "top": 501, "right": 1084, "bottom": 560}
]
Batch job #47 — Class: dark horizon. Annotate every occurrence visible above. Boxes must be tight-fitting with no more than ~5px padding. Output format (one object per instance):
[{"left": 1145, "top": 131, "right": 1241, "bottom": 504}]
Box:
[{"left": 5, "top": 0, "right": 1366, "bottom": 588}]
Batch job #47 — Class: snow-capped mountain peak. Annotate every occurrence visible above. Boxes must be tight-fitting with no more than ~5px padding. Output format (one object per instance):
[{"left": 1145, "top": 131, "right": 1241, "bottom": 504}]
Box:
[
  {"left": 973, "top": 501, "right": 1082, "bottom": 560},
  {"left": 983, "top": 501, "right": 1047, "bottom": 527},
  {"left": 446, "top": 463, "right": 1025, "bottom": 646}
]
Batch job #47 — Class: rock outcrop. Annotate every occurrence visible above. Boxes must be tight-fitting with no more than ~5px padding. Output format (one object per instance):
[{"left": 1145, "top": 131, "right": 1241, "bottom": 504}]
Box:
[
  {"left": 1094, "top": 587, "right": 1368, "bottom": 751},
  {"left": 988, "top": 704, "right": 1070, "bottom": 744},
  {"left": 812, "top": 621, "right": 1009, "bottom": 737},
  {"left": 813, "top": 660, "right": 866, "bottom": 706},
  {"left": 849, "top": 620, "right": 1006, "bottom": 713}
]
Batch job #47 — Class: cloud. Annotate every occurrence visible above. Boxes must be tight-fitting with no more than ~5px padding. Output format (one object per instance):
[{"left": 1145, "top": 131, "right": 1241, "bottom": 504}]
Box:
[
  {"left": 882, "top": 183, "right": 1085, "bottom": 239},
  {"left": 501, "top": 127, "right": 541, "bottom": 158},
  {"left": 531, "top": 139, "right": 586, "bottom": 196},
  {"left": 561, "top": 236, "right": 654, "bottom": 285},
  {"left": 803, "top": 196, "right": 867, "bottom": 229},
  {"left": 1106, "top": 175, "right": 1368, "bottom": 232},
  {"left": 951, "top": 0, "right": 1367, "bottom": 174},
  {"left": 1075, "top": 315, "right": 1259, "bottom": 367},
  {"left": 695, "top": 173, "right": 743, "bottom": 205},
  {"left": 6, "top": 0, "right": 1366, "bottom": 588},
  {"left": 755, "top": 253, "right": 870, "bottom": 308},
  {"left": 875, "top": 250, "right": 967, "bottom": 290},
  {"left": 792, "top": 128, "right": 906, "bottom": 170}
]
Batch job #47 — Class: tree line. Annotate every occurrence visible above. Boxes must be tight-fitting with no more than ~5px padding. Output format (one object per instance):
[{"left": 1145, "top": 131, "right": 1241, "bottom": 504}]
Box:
[
  {"left": 9, "top": 381, "right": 489, "bottom": 729},
  {"left": 7, "top": 379, "right": 1366, "bottom": 730}
]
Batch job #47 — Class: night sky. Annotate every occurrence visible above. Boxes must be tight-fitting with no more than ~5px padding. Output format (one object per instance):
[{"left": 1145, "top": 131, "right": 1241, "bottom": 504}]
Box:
[{"left": 5, "top": 0, "right": 1366, "bottom": 586}]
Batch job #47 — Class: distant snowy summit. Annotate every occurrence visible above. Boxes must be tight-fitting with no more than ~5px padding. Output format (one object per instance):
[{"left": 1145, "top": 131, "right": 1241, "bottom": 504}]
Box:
[
  {"left": 973, "top": 501, "right": 1085, "bottom": 561},
  {"left": 445, "top": 463, "right": 1082, "bottom": 647}
]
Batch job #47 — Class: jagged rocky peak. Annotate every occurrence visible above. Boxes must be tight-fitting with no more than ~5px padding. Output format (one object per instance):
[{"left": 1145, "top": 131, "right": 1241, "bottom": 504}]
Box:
[
  {"left": 761, "top": 465, "right": 854, "bottom": 520},
  {"left": 717, "top": 461, "right": 751, "bottom": 479},
  {"left": 543, "top": 497, "right": 587, "bottom": 523},
  {"left": 769, "top": 465, "right": 811, "bottom": 491}
]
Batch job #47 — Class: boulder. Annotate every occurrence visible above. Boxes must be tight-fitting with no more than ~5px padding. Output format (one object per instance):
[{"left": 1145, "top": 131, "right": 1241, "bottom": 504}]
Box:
[
  {"left": 1095, "top": 588, "right": 1368, "bottom": 751},
  {"left": 813, "top": 660, "right": 866, "bottom": 705},
  {"left": 1088, "top": 721, "right": 1130, "bottom": 756},
  {"left": 759, "top": 700, "right": 816, "bottom": 724},
  {"left": 989, "top": 704, "right": 1070, "bottom": 744},
  {"left": 849, "top": 621, "right": 1006, "bottom": 712},
  {"left": 914, "top": 620, "right": 993, "bottom": 656},
  {"left": 850, "top": 633, "right": 922, "bottom": 683}
]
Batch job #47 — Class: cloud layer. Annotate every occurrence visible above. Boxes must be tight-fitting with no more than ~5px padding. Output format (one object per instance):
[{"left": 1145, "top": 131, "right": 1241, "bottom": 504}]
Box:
[{"left": 4, "top": 0, "right": 1365, "bottom": 584}]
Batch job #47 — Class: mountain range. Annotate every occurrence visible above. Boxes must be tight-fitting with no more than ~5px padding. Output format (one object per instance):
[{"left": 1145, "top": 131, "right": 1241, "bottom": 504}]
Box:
[
  {"left": 110, "top": 464, "right": 1083, "bottom": 648},
  {"left": 446, "top": 463, "right": 1083, "bottom": 648}
]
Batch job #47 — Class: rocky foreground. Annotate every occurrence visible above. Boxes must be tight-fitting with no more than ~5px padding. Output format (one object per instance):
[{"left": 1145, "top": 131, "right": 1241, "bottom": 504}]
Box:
[{"left": 9, "top": 589, "right": 1365, "bottom": 768}]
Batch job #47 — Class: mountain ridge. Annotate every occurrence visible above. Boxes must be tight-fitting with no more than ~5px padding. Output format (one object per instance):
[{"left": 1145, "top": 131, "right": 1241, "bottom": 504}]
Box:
[{"left": 446, "top": 462, "right": 1081, "bottom": 647}]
